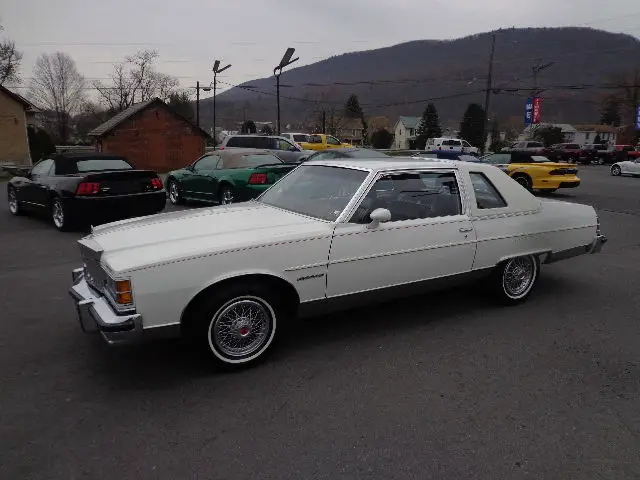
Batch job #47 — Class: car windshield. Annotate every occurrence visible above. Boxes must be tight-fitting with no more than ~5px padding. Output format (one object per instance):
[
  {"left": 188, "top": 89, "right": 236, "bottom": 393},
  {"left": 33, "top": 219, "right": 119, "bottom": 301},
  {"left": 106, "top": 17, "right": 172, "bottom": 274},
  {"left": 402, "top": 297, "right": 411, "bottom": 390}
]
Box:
[
  {"left": 258, "top": 165, "right": 368, "bottom": 221},
  {"left": 76, "top": 159, "right": 133, "bottom": 172}
]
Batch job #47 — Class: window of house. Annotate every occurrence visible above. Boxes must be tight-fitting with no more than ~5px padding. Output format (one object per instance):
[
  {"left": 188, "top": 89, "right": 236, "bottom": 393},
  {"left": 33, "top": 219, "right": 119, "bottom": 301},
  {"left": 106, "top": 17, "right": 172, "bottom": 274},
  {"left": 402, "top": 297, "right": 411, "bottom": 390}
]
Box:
[
  {"left": 350, "top": 170, "right": 462, "bottom": 223},
  {"left": 409, "top": 129, "right": 414, "bottom": 136},
  {"left": 469, "top": 172, "right": 507, "bottom": 209}
]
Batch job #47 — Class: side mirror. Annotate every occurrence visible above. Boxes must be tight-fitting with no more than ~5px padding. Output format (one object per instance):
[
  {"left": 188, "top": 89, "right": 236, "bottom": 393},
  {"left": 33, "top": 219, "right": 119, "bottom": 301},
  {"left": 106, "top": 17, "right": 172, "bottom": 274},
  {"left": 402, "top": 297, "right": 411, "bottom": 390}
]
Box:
[
  {"left": 186, "top": 165, "right": 194, "bottom": 171},
  {"left": 289, "top": 146, "right": 299, "bottom": 152},
  {"left": 368, "top": 208, "right": 391, "bottom": 228}
]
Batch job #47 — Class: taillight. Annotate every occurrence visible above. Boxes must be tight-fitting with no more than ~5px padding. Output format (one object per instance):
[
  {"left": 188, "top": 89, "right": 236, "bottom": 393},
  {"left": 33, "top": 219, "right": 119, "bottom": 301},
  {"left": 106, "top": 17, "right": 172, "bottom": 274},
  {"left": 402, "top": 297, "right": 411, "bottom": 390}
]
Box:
[
  {"left": 248, "top": 173, "right": 268, "bottom": 184},
  {"left": 150, "top": 177, "right": 163, "bottom": 189},
  {"left": 76, "top": 182, "right": 100, "bottom": 195}
]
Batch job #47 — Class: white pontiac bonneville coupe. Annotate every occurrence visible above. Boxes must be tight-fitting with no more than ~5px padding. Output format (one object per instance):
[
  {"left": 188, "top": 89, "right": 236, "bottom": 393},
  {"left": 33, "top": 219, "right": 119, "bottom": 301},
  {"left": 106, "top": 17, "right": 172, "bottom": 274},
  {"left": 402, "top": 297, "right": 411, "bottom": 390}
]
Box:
[{"left": 70, "top": 159, "right": 607, "bottom": 366}]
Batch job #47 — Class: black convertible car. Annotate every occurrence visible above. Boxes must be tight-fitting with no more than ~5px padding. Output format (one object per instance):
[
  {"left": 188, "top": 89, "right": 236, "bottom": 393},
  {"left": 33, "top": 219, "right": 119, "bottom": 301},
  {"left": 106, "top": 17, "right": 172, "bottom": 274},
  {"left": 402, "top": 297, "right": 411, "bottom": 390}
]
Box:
[{"left": 7, "top": 153, "right": 166, "bottom": 231}]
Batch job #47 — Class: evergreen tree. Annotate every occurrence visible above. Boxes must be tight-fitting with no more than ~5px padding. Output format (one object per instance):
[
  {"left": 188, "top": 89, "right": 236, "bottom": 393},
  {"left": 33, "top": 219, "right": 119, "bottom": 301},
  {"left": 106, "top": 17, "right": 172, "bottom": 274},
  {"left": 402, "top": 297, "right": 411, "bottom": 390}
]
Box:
[
  {"left": 459, "top": 103, "right": 486, "bottom": 149},
  {"left": 415, "top": 103, "right": 442, "bottom": 149}
]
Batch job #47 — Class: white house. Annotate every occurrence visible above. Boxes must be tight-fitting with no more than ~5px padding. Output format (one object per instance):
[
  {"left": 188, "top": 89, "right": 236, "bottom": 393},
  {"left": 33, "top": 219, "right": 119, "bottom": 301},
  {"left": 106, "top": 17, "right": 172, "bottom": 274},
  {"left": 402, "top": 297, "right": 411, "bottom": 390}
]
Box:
[
  {"left": 519, "top": 123, "right": 618, "bottom": 146},
  {"left": 573, "top": 125, "right": 618, "bottom": 146},
  {"left": 393, "top": 116, "right": 421, "bottom": 150},
  {"left": 519, "top": 123, "right": 578, "bottom": 142}
]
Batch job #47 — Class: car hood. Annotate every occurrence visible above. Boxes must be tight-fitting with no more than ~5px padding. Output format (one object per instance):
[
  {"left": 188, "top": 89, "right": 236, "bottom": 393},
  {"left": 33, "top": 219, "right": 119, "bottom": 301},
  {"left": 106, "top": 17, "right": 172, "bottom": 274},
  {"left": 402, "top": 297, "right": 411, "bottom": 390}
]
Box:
[{"left": 84, "top": 202, "right": 333, "bottom": 272}]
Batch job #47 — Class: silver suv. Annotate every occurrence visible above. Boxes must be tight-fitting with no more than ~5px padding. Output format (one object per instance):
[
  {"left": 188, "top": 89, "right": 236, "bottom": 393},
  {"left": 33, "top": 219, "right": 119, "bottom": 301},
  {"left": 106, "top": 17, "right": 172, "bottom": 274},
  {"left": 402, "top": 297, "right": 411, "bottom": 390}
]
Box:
[{"left": 219, "top": 135, "right": 311, "bottom": 163}]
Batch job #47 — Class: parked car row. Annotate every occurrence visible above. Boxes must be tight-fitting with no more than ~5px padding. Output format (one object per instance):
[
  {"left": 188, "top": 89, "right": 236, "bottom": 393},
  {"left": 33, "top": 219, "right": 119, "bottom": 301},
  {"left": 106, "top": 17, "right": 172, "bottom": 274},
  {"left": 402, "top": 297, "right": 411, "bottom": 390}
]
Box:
[{"left": 502, "top": 141, "right": 640, "bottom": 165}]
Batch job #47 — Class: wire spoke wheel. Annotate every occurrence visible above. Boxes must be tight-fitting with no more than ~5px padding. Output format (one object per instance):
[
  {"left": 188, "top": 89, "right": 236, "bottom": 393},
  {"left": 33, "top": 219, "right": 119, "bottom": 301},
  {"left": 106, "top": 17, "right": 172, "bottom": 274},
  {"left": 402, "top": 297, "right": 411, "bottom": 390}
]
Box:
[
  {"left": 208, "top": 297, "right": 274, "bottom": 361},
  {"left": 502, "top": 256, "right": 537, "bottom": 300}
]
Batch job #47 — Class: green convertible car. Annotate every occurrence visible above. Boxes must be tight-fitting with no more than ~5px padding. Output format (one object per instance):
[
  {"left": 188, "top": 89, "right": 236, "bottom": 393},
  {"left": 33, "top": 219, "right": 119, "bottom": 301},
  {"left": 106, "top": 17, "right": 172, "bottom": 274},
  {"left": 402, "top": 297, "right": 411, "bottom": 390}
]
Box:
[{"left": 166, "top": 148, "right": 298, "bottom": 205}]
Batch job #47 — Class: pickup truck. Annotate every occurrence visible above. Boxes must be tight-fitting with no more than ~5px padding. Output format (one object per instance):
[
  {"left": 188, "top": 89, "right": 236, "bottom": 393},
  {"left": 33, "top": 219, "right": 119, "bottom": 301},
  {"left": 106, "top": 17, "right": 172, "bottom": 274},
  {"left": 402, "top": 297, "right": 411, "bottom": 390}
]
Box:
[
  {"left": 298, "top": 134, "right": 352, "bottom": 151},
  {"left": 545, "top": 143, "right": 584, "bottom": 163},
  {"left": 614, "top": 145, "right": 640, "bottom": 161}
]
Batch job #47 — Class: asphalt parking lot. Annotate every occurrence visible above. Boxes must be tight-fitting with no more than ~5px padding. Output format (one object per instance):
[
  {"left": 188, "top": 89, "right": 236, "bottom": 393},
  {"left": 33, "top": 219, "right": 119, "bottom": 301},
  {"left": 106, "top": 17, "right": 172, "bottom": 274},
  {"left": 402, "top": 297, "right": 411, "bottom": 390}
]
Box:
[{"left": 1, "top": 166, "right": 639, "bottom": 479}]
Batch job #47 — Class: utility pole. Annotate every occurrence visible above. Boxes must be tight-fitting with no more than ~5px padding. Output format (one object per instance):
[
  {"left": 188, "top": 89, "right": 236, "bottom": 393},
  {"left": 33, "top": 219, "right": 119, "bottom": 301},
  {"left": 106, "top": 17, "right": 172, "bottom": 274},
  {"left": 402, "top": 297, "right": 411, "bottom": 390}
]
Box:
[
  {"left": 196, "top": 80, "right": 200, "bottom": 127},
  {"left": 481, "top": 33, "right": 496, "bottom": 155},
  {"left": 322, "top": 110, "right": 326, "bottom": 134},
  {"left": 528, "top": 60, "right": 554, "bottom": 139}
]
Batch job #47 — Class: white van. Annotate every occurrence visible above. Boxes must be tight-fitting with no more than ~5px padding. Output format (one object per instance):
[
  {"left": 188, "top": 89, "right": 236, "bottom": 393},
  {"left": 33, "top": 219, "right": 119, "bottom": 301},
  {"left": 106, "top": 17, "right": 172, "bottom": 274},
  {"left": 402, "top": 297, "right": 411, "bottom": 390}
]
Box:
[{"left": 425, "top": 137, "right": 479, "bottom": 155}]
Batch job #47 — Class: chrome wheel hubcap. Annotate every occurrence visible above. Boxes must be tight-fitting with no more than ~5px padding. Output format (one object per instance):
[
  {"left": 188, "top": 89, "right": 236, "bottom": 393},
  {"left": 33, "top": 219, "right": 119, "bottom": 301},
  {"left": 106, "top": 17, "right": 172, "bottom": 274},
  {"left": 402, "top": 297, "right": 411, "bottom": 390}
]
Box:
[
  {"left": 516, "top": 178, "right": 529, "bottom": 188},
  {"left": 221, "top": 189, "right": 233, "bottom": 205},
  {"left": 503, "top": 256, "right": 535, "bottom": 299},
  {"left": 52, "top": 201, "right": 64, "bottom": 228},
  {"left": 8, "top": 190, "right": 17, "bottom": 213},
  {"left": 612, "top": 166, "right": 620, "bottom": 175},
  {"left": 169, "top": 182, "right": 179, "bottom": 203},
  {"left": 210, "top": 298, "right": 272, "bottom": 358}
]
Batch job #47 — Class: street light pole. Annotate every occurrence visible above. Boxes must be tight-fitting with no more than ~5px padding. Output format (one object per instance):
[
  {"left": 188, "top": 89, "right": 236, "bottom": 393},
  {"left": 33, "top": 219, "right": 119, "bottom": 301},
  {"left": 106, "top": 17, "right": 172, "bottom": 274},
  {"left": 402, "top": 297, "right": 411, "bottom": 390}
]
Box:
[
  {"left": 211, "top": 60, "right": 231, "bottom": 145},
  {"left": 274, "top": 48, "right": 299, "bottom": 135}
]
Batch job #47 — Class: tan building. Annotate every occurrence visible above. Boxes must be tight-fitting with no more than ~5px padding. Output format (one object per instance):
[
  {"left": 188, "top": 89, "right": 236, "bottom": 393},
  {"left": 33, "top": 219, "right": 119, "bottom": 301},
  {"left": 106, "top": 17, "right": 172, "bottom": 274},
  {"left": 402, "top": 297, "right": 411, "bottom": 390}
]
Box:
[{"left": 0, "top": 85, "right": 38, "bottom": 166}]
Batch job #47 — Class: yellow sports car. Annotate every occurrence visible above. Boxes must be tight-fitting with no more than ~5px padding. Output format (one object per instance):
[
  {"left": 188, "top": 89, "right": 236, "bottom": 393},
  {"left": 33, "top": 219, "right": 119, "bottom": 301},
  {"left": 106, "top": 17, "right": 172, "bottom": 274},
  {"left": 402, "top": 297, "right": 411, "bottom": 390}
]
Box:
[
  {"left": 479, "top": 152, "right": 580, "bottom": 193},
  {"left": 298, "top": 134, "right": 353, "bottom": 151}
]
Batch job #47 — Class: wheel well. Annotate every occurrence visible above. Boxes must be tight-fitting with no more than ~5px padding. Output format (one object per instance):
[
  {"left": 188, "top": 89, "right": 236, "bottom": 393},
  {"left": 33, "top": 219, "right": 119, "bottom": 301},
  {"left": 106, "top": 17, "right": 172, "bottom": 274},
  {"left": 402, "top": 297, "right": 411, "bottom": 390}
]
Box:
[{"left": 180, "top": 274, "right": 300, "bottom": 327}]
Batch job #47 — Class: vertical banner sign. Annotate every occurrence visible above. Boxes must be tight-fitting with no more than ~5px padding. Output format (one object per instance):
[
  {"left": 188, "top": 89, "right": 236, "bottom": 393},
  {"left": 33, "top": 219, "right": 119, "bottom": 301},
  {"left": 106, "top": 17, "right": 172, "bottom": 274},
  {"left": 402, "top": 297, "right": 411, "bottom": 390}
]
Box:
[
  {"left": 532, "top": 97, "right": 542, "bottom": 124},
  {"left": 524, "top": 98, "right": 533, "bottom": 125},
  {"left": 635, "top": 105, "right": 640, "bottom": 130}
]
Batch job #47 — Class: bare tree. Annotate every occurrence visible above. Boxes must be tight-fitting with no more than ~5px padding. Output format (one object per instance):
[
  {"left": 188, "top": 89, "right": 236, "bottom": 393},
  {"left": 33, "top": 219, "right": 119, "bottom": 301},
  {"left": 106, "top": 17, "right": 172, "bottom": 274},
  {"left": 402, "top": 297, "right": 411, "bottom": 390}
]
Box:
[
  {"left": 94, "top": 49, "right": 180, "bottom": 112},
  {"left": 29, "top": 52, "right": 86, "bottom": 143},
  {"left": 0, "top": 23, "right": 23, "bottom": 85}
]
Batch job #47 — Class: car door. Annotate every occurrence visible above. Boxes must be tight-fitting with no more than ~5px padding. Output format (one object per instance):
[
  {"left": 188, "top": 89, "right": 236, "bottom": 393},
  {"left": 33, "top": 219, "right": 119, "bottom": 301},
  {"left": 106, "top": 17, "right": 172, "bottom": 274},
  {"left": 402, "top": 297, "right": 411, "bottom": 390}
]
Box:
[
  {"left": 326, "top": 168, "right": 477, "bottom": 297},
  {"left": 184, "top": 154, "right": 221, "bottom": 201},
  {"left": 22, "top": 159, "right": 55, "bottom": 208}
]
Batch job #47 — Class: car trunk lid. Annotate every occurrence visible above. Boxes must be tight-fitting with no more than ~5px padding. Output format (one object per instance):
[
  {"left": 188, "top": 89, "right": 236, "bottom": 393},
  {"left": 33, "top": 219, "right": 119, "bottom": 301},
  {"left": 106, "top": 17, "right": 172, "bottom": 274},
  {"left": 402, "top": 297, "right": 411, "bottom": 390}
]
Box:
[{"left": 81, "top": 170, "right": 161, "bottom": 195}]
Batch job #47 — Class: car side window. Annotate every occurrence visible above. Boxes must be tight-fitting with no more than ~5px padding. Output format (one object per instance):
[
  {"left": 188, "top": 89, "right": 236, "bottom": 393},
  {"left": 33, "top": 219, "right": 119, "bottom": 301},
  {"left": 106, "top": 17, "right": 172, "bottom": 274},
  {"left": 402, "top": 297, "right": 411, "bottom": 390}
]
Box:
[
  {"left": 309, "top": 135, "right": 322, "bottom": 144},
  {"left": 350, "top": 170, "right": 462, "bottom": 224},
  {"left": 327, "top": 136, "right": 341, "bottom": 145},
  {"left": 193, "top": 155, "right": 219, "bottom": 171},
  {"left": 226, "top": 137, "right": 242, "bottom": 147},
  {"left": 31, "top": 159, "right": 54, "bottom": 176},
  {"left": 469, "top": 172, "right": 507, "bottom": 209},
  {"left": 277, "top": 139, "right": 293, "bottom": 150}
]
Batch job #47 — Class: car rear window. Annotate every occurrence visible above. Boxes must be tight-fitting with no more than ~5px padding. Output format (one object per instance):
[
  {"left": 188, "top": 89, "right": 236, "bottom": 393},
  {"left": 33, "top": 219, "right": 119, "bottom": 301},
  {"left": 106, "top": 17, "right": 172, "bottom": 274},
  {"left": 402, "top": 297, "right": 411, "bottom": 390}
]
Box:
[
  {"left": 76, "top": 159, "right": 133, "bottom": 172},
  {"left": 225, "top": 137, "right": 246, "bottom": 147},
  {"left": 566, "top": 144, "right": 580, "bottom": 149},
  {"left": 223, "top": 154, "right": 282, "bottom": 169}
]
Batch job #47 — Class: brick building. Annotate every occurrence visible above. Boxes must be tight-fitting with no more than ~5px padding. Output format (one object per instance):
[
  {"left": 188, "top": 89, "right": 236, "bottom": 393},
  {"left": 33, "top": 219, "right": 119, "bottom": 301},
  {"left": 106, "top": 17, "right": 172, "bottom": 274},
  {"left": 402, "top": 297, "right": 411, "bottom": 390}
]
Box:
[
  {"left": 89, "top": 98, "right": 209, "bottom": 172},
  {"left": 0, "top": 85, "right": 39, "bottom": 166}
]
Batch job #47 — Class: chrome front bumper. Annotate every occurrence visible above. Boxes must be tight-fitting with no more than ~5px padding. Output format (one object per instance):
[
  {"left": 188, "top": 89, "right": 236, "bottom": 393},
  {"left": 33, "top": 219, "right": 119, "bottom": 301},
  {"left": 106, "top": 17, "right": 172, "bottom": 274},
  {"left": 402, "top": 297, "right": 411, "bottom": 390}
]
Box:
[{"left": 69, "top": 267, "right": 143, "bottom": 345}]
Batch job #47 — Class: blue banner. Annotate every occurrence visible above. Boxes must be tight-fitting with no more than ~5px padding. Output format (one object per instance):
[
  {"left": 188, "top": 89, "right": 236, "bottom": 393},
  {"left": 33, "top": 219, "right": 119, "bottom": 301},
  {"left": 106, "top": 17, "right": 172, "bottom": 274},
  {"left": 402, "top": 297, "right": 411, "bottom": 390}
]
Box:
[
  {"left": 636, "top": 105, "right": 640, "bottom": 130},
  {"left": 524, "top": 98, "right": 533, "bottom": 125}
]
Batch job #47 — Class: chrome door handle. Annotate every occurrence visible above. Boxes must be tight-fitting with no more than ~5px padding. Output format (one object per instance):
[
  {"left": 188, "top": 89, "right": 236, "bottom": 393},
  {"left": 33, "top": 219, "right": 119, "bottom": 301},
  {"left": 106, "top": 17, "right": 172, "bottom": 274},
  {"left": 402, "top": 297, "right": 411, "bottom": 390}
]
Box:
[{"left": 459, "top": 226, "right": 473, "bottom": 233}]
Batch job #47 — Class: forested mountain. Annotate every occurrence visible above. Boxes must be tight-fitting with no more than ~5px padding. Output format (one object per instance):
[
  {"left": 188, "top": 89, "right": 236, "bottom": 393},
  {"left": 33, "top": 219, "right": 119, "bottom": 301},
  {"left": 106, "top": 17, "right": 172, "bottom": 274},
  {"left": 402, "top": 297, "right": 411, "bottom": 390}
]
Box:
[{"left": 198, "top": 27, "right": 640, "bottom": 129}]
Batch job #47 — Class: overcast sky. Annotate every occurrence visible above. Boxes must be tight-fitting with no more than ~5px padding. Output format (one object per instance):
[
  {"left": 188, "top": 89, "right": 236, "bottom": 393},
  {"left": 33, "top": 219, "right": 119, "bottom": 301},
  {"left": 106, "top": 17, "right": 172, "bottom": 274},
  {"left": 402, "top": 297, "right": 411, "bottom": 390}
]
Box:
[{"left": 2, "top": 0, "right": 639, "bottom": 99}]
